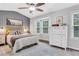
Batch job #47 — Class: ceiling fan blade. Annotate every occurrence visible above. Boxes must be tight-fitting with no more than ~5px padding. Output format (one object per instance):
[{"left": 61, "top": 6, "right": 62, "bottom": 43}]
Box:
[
  {"left": 36, "top": 8, "right": 43, "bottom": 12},
  {"left": 18, "top": 7, "right": 29, "bottom": 9},
  {"left": 26, "top": 3, "right": 30, "bottom": 5},
  {"left": 36, "top": 3, "right": 45, "bottom": 7},
  {"left": 26, "top": 3, "right": 35, "bottom": 6}
]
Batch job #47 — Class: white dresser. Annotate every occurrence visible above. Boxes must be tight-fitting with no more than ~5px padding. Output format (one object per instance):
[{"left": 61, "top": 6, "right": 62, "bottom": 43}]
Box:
[{"left": 49, "top": 26, "right": 67, "bottom": 49}]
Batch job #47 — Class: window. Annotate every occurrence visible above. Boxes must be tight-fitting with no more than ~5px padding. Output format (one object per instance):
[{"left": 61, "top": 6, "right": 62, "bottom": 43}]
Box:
[
  {"left": 37, "top": 22, "right": 40, "bottom": 33},
  {"left": 72, "top": 12, "right": 79, "bottom": 37},
  {"left": 43, "top": 21, "right": 48, "bottom": 33},
  {"left": 37, "top": 18, "right": 49, "bottom": 34}
]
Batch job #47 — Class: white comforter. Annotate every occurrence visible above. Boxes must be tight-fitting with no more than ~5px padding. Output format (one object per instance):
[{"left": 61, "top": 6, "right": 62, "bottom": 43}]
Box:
[
  {"left": 7, "top": 33, "right": 35, "bottom": 46},
  {"left": 13, "top": 36, "right": 39, "bottom": 53},
  {"left": 7, "top": 33, "right": 39, "bottom": 53}
]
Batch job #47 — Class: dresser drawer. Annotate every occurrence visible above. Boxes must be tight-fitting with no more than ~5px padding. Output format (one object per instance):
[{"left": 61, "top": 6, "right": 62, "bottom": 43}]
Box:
[
  {"left": 50, "top": 35, "right": 62, "bottom": 46},
  {"left": 52, "top": 26, "right": 67, "bottom": 35}
]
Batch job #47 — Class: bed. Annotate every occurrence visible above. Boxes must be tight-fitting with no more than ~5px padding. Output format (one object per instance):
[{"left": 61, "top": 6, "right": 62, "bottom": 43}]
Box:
[{"left": 7, "top": 33, "right": 39, "bottom": 53}]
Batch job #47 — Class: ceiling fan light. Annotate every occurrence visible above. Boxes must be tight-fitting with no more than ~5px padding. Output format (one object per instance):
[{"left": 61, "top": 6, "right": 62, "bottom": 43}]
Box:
[{"left": 29, "top": 6, "right": 36, "bottom": 11}]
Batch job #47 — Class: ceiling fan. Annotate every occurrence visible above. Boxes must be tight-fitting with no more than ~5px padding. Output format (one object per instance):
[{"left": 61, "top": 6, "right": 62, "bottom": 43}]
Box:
[{"left": 18, "top": 3, "right": 45, "bottom": 13}]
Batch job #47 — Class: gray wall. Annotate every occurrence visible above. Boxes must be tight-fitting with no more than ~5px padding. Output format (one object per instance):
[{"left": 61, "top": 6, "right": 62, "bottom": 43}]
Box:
[
  {"left": 0, "top": 10, "right": 30, "bottom": 30},
  {"left": 30, "top": 4, "right": 79, "bottom": 50}
]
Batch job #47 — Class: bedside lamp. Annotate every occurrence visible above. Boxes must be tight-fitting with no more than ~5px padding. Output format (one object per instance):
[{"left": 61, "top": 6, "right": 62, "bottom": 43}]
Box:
[{"left": 0, "top": 27, "right": 5, "bottom": 34}]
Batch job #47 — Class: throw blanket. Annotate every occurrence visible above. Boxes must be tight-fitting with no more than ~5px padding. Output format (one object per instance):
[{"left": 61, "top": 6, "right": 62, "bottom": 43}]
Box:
[{"left": 9, "top": 34, "right": 35, "bottom": 47}]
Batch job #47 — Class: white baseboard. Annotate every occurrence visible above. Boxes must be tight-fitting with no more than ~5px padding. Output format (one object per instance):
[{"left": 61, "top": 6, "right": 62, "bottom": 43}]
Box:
[{"left": 68, "top": 46, "right": 79, "bottom": 51}]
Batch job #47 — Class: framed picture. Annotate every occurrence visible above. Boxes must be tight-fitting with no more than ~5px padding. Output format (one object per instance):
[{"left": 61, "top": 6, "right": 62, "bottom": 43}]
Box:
[
  {"left": 6, "top": 19, "right": 23, "bottom": 26},
  {"left": 56, "top": 16, "right": 63, "bottom": 25}
]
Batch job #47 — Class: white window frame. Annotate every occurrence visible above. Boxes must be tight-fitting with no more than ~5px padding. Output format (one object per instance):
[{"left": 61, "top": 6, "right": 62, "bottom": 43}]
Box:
[
  {"left": 72, "top": 11, "right": 79, "bottom": 38},
  {"left": 42, "top": 18, "right": 49, "bottom": 34},
  {"left": 36, "top": 17, "right": 50, "bottom": 34}
]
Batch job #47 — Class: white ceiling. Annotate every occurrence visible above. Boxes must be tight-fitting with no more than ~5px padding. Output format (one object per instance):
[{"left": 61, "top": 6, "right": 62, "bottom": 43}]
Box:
[{"left": 0, "top": 3, "right": 78, "bottom": 18}]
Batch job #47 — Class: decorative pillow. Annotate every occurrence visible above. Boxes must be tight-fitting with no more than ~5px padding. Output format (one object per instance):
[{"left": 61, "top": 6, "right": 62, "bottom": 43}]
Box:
[{"left": 9, "top": 31, "right": 15, "bottom": 35}]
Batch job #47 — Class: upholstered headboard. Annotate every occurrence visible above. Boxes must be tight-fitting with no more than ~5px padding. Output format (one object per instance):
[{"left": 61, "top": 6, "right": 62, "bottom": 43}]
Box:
[{"left": 5, "top": 26, "right": 23, "bottom": 35}]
